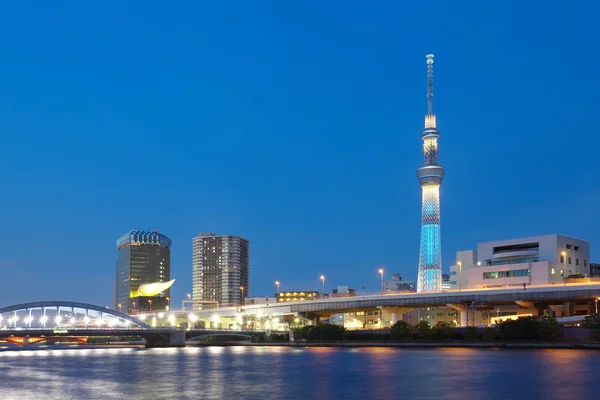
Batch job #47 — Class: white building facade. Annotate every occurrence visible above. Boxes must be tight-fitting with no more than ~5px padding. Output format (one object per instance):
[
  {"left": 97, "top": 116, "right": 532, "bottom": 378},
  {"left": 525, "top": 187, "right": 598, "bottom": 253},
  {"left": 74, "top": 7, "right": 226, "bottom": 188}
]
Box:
[{"left": 450, "top": 234, "right": 590, "bottom": 290}]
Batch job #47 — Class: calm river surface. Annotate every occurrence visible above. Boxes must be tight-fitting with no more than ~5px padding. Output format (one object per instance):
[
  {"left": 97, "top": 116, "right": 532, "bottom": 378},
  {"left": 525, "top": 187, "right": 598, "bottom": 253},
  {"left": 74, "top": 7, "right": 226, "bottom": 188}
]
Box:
[{"left": 0, "top": 346, "right": 599, "bottom": 399}]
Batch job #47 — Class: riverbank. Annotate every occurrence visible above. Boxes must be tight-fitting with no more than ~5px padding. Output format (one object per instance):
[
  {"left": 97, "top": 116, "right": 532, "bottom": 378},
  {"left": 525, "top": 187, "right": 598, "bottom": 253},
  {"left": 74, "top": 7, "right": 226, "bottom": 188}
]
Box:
[{"left": 188, "top": 341, "right": 600, "bottom": 350}]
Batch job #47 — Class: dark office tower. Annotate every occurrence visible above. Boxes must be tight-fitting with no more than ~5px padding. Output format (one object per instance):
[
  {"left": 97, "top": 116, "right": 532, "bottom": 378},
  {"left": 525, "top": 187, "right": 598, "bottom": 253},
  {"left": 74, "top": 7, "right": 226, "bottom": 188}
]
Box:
[
  {"left": 115, "top": 230, "right": 174, "bottom": 314},
  {"left": 192, "top": 232, "right": 249, "bottom": 309}
]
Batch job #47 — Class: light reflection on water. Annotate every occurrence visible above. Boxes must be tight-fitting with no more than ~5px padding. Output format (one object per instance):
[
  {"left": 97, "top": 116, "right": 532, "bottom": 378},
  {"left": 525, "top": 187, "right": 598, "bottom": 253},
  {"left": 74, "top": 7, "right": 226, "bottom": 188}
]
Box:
[{"left": 0, "top": 346, "right": 599, "bottom": 400}]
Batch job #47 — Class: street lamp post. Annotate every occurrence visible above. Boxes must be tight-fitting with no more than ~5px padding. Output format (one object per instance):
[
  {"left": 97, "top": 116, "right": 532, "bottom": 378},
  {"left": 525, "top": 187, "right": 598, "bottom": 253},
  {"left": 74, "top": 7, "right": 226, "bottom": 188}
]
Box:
[
  {"left": 166, "top": 297, "right": 170, "bottom": 311},
  {"left": 378, "top": 269, "right": 384, "bottom": 294},
  {"left": 118, "top": 304, "right": 122, "bottom": 313},
  {"left": 240, "top": 286, "right": 245, "bottom": 306},
  {"left": 148, "top": 299, "right": 152, "bottom": 311},
  {"left": 183, "top": 294, "right": 192, "bottom": 311},
  {"left": 320, "top": 275, "right": 325, "bottom": 298},
  {"left": 275, "top": 281, "right": 280, "bottom": 294}
]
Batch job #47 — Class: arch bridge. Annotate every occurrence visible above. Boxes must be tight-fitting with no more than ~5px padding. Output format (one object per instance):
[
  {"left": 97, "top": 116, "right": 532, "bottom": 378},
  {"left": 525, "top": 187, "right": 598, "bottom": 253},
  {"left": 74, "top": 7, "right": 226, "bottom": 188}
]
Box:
[
  {"left": 0, "top": 301, "right": 188, "bottom": 347},
  {"left": 0, "top": 301, "right": 150, "bottom": 330}
]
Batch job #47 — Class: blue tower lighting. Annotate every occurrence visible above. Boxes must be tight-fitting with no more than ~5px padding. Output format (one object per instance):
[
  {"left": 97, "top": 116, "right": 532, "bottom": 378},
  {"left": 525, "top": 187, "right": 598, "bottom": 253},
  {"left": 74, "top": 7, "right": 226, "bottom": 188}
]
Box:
[{"left": 417, "top": 54, "right": 444, "bottom": 293}]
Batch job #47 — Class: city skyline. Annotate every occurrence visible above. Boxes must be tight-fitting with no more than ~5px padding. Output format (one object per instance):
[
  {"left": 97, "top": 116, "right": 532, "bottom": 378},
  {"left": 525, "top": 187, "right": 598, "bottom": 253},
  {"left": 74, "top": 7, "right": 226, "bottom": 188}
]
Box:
[{"left": 0, "top": 2, "right": 598, "bottom": 307}]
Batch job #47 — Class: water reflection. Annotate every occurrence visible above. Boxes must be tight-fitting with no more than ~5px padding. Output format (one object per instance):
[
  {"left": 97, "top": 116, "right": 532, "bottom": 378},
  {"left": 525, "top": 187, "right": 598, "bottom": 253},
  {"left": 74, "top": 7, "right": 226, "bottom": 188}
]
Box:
[{"left": 0, "top": 347, "right": 598, "bottom": 400}]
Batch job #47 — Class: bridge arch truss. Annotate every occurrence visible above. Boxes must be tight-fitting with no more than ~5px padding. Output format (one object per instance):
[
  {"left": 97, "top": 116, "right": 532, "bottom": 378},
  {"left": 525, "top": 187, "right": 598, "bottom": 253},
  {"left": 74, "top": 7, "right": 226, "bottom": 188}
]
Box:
[{"left": 0, "top": 301, "right": 150, "bottom": 330}]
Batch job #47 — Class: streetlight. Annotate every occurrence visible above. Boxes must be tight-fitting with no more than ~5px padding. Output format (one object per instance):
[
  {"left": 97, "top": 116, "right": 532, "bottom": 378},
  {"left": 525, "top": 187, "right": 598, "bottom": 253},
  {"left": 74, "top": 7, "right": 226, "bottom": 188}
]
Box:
[
  {"left": 166, "top": 297, "right": 170, "bottom": 311},
  {"left": 320, "top": 275, "right": 325, "bottom": 297},
  {"left": 378, "top": 269, "right": 384, "bottom": 294},
  {"left": 275, "top": 281, "right": 280, "bottom": 294},
  {"left": 188, "top": 314, "right": 197, "bottom": 329},
  {"left": 118, "top": 304, "right": 122, "bottom": 313},
  {"left": 148, "top": 299, "right": 153, "bottom": 310},
  {"left": 240, "top": 286, "right": 245, "bottom": 305},
  {"left": 596, "top": 298, "right": 599, "bottom": 315},
  {"left": 457, "top": 261, "right": 462, "bottom": 291}
]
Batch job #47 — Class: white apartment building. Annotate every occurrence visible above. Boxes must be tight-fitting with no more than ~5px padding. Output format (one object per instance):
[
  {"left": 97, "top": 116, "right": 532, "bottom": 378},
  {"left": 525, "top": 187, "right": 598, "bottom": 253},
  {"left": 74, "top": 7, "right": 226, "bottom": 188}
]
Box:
[{"left": 449, "top": 234, "right": 590, "bottom": 290}]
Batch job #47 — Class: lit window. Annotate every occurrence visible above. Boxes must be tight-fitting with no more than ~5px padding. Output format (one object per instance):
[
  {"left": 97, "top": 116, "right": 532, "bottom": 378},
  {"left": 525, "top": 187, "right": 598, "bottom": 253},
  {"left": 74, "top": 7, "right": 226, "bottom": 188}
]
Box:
[{"left": 551, "top": 268, "right": 555, "bottom": 275}]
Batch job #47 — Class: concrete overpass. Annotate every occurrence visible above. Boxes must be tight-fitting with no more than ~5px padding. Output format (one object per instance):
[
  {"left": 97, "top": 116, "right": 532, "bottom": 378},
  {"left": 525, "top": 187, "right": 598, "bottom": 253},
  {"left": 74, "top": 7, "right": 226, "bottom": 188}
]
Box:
[{"left": 179, "top": 283, "right": 600, "bottom": 327}]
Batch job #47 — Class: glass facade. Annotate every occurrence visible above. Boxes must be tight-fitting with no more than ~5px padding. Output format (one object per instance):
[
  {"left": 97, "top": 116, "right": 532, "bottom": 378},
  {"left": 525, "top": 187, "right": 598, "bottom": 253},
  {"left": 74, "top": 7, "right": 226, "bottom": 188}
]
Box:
[{"left": 115, "top": 230, "right": 172, "bottom": 313}]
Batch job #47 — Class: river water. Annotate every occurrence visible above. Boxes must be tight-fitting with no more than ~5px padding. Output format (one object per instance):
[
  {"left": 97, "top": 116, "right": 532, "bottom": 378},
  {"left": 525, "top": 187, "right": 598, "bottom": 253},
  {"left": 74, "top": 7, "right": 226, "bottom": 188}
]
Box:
[{"left": 0, "top": 346, "right": 598, "bottom": 399}]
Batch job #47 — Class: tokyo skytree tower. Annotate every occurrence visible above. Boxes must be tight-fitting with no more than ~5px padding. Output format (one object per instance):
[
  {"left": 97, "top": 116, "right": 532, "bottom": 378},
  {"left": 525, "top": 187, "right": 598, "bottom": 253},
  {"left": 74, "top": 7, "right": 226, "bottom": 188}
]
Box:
[{"left": 416, "top": 54, "right": 444, "bottom": 293}]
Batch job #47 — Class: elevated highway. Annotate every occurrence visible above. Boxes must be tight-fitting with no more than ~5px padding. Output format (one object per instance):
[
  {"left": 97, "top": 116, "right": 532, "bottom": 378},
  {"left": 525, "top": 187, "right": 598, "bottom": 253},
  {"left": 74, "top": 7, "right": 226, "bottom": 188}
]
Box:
[{"left": 186, "top": 283, "right": 600, "bottom": 324}]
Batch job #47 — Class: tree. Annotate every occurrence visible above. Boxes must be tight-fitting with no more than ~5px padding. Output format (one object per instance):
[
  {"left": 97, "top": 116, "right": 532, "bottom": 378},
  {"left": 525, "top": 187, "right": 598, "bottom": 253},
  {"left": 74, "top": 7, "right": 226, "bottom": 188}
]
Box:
[
  {"left": 464, "top": 326, "right": 478, "bottom": 341},
  {"left": 583, "top": 314, "right": 600, "bottom": 341},
  {"left": 414, "top": 320, "right": 432, "bottom": 340},
  {"left": 390, "top": 321, "right": 414, "bottom": 341},
  {"left": 536, "top": 316, "right": 561, "bottom": 340},
  {"left": 432, "top": 321, "right": 456, "bottom": 340},
  {"left": 482, "top": 327, "right": 497, "bottom": 342},
  {"left": 497, "top": 316, "right": 560, "bottom": 341},
  {"left": 301, "top": 324, "right": 346, "bottom": 341}
]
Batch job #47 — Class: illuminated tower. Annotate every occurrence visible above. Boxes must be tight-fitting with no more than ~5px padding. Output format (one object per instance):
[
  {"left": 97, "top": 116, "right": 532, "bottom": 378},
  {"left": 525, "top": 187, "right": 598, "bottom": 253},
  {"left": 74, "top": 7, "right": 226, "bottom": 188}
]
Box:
[{"left": 416, "top": 54, "right": 444, "bottom": 293}]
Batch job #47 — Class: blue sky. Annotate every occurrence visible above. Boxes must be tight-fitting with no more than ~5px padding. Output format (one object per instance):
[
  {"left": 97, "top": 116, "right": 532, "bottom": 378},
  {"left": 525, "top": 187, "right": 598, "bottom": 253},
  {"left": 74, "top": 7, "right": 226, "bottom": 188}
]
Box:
[{"left": 0, "top": 1, "right": 598, "bottom": 306}]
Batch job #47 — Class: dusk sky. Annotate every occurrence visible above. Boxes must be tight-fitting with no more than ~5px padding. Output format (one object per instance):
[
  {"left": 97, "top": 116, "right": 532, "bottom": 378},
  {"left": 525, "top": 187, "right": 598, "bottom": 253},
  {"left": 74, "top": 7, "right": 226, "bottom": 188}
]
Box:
[{"left": 0, "top": 1, "right": 598, "bottom": 307}]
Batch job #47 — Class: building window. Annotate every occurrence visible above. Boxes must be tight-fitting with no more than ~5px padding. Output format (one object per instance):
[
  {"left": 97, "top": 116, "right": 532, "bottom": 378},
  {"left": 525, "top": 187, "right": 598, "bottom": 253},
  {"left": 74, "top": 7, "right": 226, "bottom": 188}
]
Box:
[
  {"left": 574, "top": 246, "right": 579, "bottom": 251},
  {"left": 483, "top": 269, "right": 530, "bottom": 279},
  {"left": 450, "top": 281, "right": 457, "bottom": 285},
  {"left": 568, "top": 257, "right": 572, "bottom": 265},
  {"left": 450, "top": 271, "right": 457, "bottom": 275},
  {"left": 551, "top": 268, "right": 555, "bottom": 275},
  {"left": 560, "top": 255, "right": 565, "bottom": 263},
  {"left": 576, "top": 258, "right": 579, "bottom": 266},
  {"left": 584, "top": 260, "right": 587, "bottom": 267},
  {"left": 566, "top": 244, "right": 572, "bottom": 249}
]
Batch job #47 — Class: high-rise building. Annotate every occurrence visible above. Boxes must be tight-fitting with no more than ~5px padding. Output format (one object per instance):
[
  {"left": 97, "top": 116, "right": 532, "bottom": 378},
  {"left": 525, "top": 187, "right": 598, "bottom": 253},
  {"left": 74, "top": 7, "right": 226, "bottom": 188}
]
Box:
[
  {"left": 115, "top": 230, "right": 173, "bottom": 313},
  {"left": 192, "top": 232, "right": 249, "bottom": 309},
  {"left": 417, "top": 54, "right": 444, "bottom": 293}
]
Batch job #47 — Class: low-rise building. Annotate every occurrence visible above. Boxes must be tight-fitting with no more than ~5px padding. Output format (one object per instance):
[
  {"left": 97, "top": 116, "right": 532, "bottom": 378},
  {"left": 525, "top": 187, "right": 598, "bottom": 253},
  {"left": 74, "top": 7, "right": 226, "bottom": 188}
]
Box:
[
  {"left": 331, "top": 286, "right": 356, "bottom": 298},
  {"left": 384, "top": 273, "right": 415, "bottom": 293},
  {"left": 342, "top": 310, "right": 382, "bottom": 330},
  {"left": 276, "top": 291, "right": 319, "bottom": 302},
  {"left": 441, "top": 274, "right": 451, "bottom": 291},
  {"left": 244, "top": 297, "right": 277, "bottom": 306},
  {"left": 451, "top": 234, "right": 590, "bottom": 290}
]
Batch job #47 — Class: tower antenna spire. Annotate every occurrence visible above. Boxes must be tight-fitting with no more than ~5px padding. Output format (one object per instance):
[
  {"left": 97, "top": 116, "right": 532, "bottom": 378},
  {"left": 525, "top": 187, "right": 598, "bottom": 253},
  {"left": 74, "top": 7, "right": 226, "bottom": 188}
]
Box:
[{"left": 426, "top": 54, "right": 434, "bottom": 114}]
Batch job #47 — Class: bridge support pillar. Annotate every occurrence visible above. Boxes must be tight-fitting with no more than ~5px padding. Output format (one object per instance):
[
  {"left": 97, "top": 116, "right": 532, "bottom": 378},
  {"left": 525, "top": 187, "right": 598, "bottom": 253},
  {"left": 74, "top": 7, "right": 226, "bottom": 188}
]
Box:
[
  {"left": 378, "top": 307, "right": 413, "bottom": 328},
  {"left": 563, "top": 302, "right": 574, "bottom": 317},
  {"left": 169, "top": 330, "right": 186, "bottom": 347},
  {"left": 144, "top": 330, "right": 186, "bottom": 348},
  {"left": 23, "top": 336, "right": 29, "bottom": 346},
  {"left": 446, "top": 304, "right": 467, "bottom": 326},
  {"left": 460, "top": 311, "right": 468, "bottom": 327}
]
